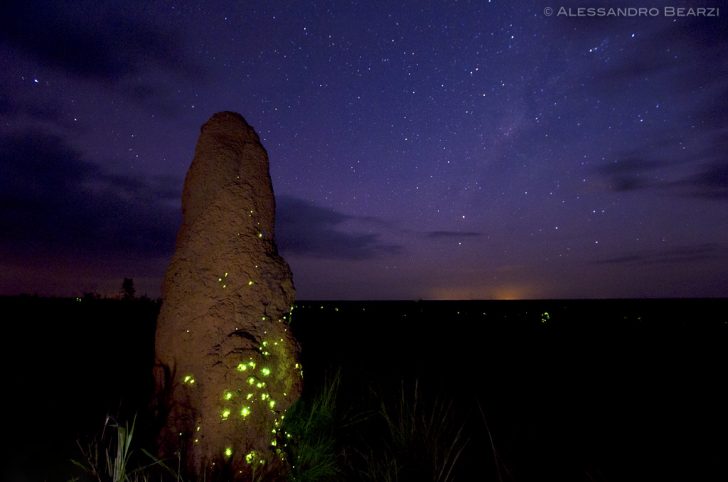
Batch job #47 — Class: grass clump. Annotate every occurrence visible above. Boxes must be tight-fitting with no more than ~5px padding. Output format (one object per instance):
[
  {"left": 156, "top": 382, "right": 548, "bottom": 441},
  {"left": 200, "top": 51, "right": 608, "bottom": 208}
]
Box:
[
  {"left": 71, "top": 415, "right": 171, "bottom": 482},
  {"left": 281, "top": 371, "right": 345, "bottom": 481},
  {"left": 359, "top": 380, "right": 469, "bottom": 482},
  {"left": 70, "top": 377, "right": 470, "bottom": 482}
]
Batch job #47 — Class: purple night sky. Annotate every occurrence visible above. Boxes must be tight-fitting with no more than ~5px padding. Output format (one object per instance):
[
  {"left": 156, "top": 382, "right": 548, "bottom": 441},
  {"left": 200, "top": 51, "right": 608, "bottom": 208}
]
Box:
[{"left": 1, "top": 1, "right": 726, "bottom": 299}]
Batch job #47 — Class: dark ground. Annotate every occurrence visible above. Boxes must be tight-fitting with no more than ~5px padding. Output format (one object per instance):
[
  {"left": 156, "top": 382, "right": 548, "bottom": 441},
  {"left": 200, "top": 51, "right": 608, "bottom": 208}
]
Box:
[{"left": 1, "top": 296, "right": 726, "bottom": 481}]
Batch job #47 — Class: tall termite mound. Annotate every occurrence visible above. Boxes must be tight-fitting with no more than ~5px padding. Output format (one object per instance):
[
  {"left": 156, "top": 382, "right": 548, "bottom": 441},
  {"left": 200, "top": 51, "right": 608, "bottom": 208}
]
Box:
[{"left": 155, "top": 111, "right": 301, "bottom": 475}]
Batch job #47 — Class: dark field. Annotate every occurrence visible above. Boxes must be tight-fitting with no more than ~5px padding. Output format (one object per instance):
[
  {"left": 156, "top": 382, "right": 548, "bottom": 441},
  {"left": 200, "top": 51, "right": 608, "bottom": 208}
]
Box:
[{"left": 1, "top": 297, "right": 726, "bottom": 481}]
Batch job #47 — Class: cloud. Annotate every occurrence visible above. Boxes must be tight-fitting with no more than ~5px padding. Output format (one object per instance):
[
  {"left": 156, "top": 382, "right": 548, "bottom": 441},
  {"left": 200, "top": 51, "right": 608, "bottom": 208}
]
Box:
[
  {"left": 594, "top": 17, "right": 728, "bottom": 89},
  {"left": 596, "top": 157, "right": 664, "bottom": 192},
  {"left": 0, "top": 0, "right": 200, "bottom": 81},
  {"left": 595, "top": 243, "right": 725, "bottom": 266},
  {"left": 682, "top": 159, "right": 728, "bottom": 200},
  {"left": 582, "top": 16, "right": 727, "bottom": 203},
  {"left": 0, "top": 129, "right": 179, "bottom": 261},
  {"left": 276, "top": 196, "right": 401, "bottom": 260},
  {"left": 426, "top": 231, "right": 482, "bottom": 239},
  {"left": 596, "top": 132, "right": 728, "bottom": 200}
]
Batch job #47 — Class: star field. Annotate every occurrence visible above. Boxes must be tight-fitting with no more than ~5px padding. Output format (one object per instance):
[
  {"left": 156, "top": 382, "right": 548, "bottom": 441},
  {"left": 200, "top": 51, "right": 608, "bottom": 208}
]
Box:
[{"left": 1, "top": 0, "right": 726, "bottom": 298}]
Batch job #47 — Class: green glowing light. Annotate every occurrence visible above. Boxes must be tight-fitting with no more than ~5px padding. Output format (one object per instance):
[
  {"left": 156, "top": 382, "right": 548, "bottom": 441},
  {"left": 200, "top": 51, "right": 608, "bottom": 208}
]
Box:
[
  {"left": 248, "top": 360, "right": 256, "bottom": 369},
  {"left": 221, "top": 408, "right": 231, "bottom": 420},
  {"left": 241, "top": 406, "right": 251, "bottom": 418},
  {"left": 261, "top": 367, "right": 271, "bottom": 377},
  {"left": 256, "top": 381, "right": 266, "bottom": 389},
  {"left": 245, "top": 451, "right": 257, "bottom": 464},
  {"left": 262, "top": 340, "right": 269, "bottom": 347},
  {"left": 271, "top": 439, "right": 277, "bottom": 447},
  {"left": 248, "top": 280, "right": 254, "bottom": 286},
  {"left": 223, "top": 390, "right": 234, "bottom": 400},
  {"left": 224, "top": 447, "right": 232, "bottom": 458},
  {"left": 247, "top": 377, "right": 256, "bottom": 385},
  {"left": 269, "top": 400, "right": 276, "bottom": 409},
  {"left": 182, "top": 375, "right": 195, "bottom": 385},
  {"left": 236, "top": 363, "right": 247, "bottom": 372},
  {"left": 261, "top": 393, "right": 269, "bottom": 400}
]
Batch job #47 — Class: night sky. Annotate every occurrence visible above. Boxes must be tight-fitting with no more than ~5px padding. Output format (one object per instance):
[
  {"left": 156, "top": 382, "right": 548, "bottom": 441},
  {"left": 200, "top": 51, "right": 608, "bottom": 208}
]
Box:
[{"left": 1, "top": 0, "right": 726, "bottom": 299}]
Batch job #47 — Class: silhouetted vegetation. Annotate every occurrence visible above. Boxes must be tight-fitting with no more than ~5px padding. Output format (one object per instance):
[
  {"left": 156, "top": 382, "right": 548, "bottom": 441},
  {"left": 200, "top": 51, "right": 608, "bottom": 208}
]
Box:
[
  {"left": 1, "top": 297, "right": 726, "bottom": 481},
  {"left": 121, "top": 278, "right": 136, "bottom": 300}
]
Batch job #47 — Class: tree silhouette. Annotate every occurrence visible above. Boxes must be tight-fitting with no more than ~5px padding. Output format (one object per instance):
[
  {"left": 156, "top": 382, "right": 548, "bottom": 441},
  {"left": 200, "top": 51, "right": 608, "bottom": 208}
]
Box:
[{"left": 121, "top": 278, "right": 136, "bottom": 300}]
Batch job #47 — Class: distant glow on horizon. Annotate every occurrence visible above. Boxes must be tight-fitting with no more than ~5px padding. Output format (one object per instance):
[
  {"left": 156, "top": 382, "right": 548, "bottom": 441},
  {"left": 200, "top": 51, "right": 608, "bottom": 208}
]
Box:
[{"left": 428, "top": 285, "right": 534, "bottom": 300}]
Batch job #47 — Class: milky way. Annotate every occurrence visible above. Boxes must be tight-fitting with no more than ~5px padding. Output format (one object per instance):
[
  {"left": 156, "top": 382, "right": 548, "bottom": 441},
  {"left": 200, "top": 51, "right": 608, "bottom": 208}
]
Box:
[{"left": 1, "top": 0, "right": 726, "bottom": 298}]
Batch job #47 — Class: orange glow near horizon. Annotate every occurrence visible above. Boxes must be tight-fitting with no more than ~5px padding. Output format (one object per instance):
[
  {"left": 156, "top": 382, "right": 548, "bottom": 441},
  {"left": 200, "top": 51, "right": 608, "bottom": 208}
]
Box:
[{"left": 428, "top": 284, "right": 533, "bottom": 300}]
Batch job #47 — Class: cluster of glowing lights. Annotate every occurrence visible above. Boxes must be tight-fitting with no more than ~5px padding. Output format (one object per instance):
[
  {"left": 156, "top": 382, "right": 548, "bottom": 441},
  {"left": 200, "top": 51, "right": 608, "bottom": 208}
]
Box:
[
  {"left": 245, "top": 450, "right": 257, "bottom": 464},
  {"left": 237, "top": 360, "right": 256, "bottom": 372},
  {"left": 198, "top": 299, "right": 302, "bottom": 468},
  {"left": 215, "top": 268, "right": 261, "bottom": 291},
  {"left": 187, "top": 208, "right": 302, "bottom": 468}
]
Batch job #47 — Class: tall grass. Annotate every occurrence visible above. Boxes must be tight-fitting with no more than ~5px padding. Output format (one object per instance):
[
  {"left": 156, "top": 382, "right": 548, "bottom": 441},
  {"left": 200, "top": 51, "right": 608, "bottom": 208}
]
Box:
[
  {"left": 70, "top": 377, "right": 470, "bottom": 482},
  {"left": 71, "top": 415, "right": 171, "bottom": 482},
  {"left": 373, "top": 380, "right": 469, "bottom": 482},
  {"left": 281, "top": 371, "right": 345, "bottom": 481}
]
